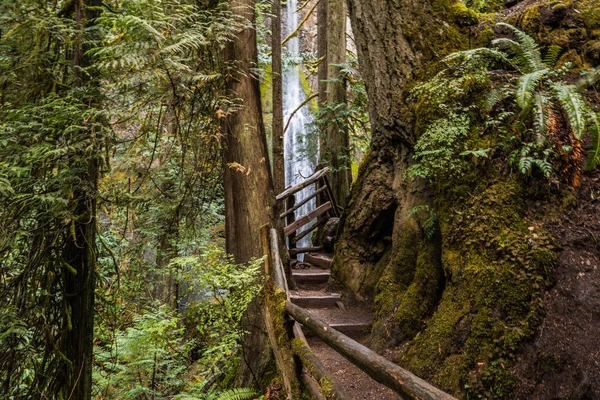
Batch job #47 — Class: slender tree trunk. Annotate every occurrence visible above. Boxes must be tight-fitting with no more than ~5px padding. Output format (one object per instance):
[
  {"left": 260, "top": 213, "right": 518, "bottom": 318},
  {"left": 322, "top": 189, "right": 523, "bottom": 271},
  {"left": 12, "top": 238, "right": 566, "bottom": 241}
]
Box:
[
  {"left": 317, "top": 0, "right": 328, "bottom": 108},
  {"left": 272, "top": 0, "right": 285, "bottom": 195},
  {"left": 62, "top": 1, "right": 102, "bottom": 398},
  {"left": 321, "top": 0, "right": 350, "bottom": 208},
  {"left": 222, "top": 0, "right": 278, "bottom": 388}
]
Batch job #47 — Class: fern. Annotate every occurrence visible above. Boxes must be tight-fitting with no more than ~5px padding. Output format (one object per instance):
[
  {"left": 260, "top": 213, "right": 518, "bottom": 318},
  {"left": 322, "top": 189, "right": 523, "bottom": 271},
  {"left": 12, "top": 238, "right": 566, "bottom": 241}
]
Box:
[
  {"left": 214, "top": 388, "right": 258, "bottom": 400},
  {"left": 532, "top": 93, "right": 548, "bottom": 142},
  {"left": 585, "top": 111, "right": 600, "bottom": 170},
  {"left": 494, "top": 22, "right": 543, "bottom": 73},
  {"left": 484, "top": 88, "right": 505, "bottom": 112},
  {"left": 543, "top": 45, "right": 562, "bottom": 68},
  {"left": 516, "top": 69, "right": 549, "bottom": 111},
  {"left": 551, "top": 82, "right": 589, "bottom": 139}
]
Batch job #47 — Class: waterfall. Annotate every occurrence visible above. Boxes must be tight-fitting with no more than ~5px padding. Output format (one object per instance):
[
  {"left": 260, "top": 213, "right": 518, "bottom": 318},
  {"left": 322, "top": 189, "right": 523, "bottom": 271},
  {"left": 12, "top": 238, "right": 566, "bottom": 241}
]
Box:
[{"left": 283, "top": 0, "right": 317, "bottom": 254}]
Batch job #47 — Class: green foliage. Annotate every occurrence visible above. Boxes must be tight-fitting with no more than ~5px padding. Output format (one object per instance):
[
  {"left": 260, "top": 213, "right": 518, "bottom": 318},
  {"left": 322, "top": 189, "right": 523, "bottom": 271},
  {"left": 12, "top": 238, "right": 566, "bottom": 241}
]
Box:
[
  {"left": 408, "top": 114, "right": 472, "bottom": 180},
  {"left": 94, "top": 246, "right": 262, "bottom": 399},
  {"left": 174, "top": 387, "right": 257, "bottom": 400},
  {"left": 176, "top": 246, "right": 263, "bottom": 375},
  {"left": 1, "top": 0, "right": 248, "bottom": 397},
  {"left": 411, "top": 23, "right": 600, "bottom": 185}
]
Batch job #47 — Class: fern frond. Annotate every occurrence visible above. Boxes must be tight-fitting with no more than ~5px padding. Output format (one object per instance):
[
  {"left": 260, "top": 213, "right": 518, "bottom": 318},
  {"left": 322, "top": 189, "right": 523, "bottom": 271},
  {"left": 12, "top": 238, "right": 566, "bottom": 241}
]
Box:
[
  {"left": 551, "top": 82, "right": 589, "bottom": 139},
  {"left": 496, "top": 23, "right": 543, "bottom": 72},
  {"left": 532, "top": 92, "right": 548, "bottom": 143},
  {"left": 484, "top": 88, "right": 504, "bottom": 112},
  {"left": 516, "top": 69, "right": 548, "bottom": 111},
  {"left": 493, "top": 23, "right": 543, "bottom": 73},
  {"left": 443, "top": 47, "right": 508, "bottom": 66},
  {"left": 585, "top": 111, "right": 600, "bottom": 170},
  {"left": 543, "top": 45, "right": 562, "bottom": 68},
  {"left": 215, "top": 388, "right": 257, "bottom": 400}
]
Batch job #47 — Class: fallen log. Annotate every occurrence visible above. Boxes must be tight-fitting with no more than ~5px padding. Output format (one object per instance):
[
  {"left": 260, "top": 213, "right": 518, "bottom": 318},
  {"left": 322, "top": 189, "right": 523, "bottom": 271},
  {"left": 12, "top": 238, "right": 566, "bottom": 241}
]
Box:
[{"left": 285, "top": 302, "right": 458, "bottom": 400}]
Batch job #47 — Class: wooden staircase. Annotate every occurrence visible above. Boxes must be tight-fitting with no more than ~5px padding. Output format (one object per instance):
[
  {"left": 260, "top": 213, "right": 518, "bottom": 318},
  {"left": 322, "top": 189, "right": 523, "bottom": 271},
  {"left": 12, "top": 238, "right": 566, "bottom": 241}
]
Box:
[{"left": 290, "top": 253, "right": 371, "bottom": 339}]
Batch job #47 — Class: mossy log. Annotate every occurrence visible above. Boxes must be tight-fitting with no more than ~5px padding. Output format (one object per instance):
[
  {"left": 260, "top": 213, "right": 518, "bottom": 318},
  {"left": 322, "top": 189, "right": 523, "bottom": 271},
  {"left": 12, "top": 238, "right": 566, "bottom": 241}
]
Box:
[
  {"left": 291, "top": 324, "right": 350, "bottom": 400},
  {"left": 285, "top": 301, "right": 457, "bottom": 400}
]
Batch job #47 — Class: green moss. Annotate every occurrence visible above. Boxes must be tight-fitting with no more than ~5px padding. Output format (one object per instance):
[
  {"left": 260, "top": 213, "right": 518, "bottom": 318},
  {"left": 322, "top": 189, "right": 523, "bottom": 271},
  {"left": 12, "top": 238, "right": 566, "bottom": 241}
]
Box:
[
  {"left": 450, "top": 2, "right": 479, "bottom": 26},
  {"left": 522, "top": 5, "right": 542, "bottom": 33},
  {"left": 391, "top": 180, "right": 556, "bottom": 398}
]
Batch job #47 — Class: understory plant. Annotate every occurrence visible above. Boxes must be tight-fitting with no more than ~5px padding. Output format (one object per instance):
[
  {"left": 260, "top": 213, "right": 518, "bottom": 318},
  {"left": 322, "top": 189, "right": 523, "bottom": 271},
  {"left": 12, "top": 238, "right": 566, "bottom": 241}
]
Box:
[
  {"left": 409, "top": 23, "right": 600, "bottom": 185},
  {"left": 93, "top": 246, "right": 262, "bottom": 399}
]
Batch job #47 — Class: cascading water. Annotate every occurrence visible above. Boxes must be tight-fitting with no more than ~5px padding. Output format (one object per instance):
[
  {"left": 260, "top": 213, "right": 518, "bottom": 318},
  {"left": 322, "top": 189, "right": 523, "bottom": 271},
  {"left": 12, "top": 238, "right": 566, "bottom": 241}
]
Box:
[{"left": 283, "top": 0, "right": 317, "bottom": 255}]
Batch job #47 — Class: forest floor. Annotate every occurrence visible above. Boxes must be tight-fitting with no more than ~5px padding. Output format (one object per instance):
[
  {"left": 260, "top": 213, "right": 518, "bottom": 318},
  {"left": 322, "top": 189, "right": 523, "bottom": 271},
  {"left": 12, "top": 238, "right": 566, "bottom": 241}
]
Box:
[
  {"left": 513, "top": 171, "right": 600, "bottom": 399},
  {"left": 291, "top": 258, "right": 403, "bottom": 399}
]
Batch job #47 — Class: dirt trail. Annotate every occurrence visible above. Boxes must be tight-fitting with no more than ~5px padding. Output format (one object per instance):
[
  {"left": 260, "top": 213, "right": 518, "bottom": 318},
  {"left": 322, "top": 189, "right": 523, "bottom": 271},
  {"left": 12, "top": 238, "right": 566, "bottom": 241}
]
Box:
[{"left": 291, "top": 256, "right": 403, "bottom": 399}]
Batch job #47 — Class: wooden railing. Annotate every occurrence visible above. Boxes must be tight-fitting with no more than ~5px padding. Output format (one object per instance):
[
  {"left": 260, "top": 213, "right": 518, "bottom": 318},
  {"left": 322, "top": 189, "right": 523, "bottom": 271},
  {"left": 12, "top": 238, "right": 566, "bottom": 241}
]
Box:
[{"left": 276, "top": 167, "right": 339, "bottom": 252}]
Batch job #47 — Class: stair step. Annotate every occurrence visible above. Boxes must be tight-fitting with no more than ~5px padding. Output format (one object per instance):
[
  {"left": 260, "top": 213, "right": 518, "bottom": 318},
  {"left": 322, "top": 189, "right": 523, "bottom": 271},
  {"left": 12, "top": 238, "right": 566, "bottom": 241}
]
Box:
[
  {"left": 303, "top": 322, "right": 371, "bottom": 339},
  {"left": 304, "top": 253, "right": 333, "bottom": 269},
  {"left": 292, "top": 270, "right": 331, "bottom": 284},
  {"left": 290, "top": 293, "right": 342, "bottom": 308}
]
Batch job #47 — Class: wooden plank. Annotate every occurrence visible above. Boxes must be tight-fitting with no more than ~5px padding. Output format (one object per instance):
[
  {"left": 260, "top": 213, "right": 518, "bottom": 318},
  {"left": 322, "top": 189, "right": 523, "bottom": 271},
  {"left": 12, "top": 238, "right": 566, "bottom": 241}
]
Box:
[
  {"left": 291, "top": 217, "right": 327, "bottom": 243},
  {"left": 285, "top": 302, "right": 458, "bottom": 400},
  {"left": 290, "top": 293, "right": 342, "bottom": 308},
  {"left": 276, "top": 168, "right": 330, "bottom": 201},
  {"left": 270, "top": 228, "right": 288, "bottom": 295},
  {"left": 289, "top": 246, "right": 323, "bottom": 256},
  {"left": 280, "top": 186, "right": 328, "bottom": 219},
  {"left": 260, "top": 226, "right": 294, "bottom": 400},
  {"left": 292, "top": 270, "right": 330, "bottom": 284},
  {"left": 284, "top": 202, "right": 332, "bottom": 237}
]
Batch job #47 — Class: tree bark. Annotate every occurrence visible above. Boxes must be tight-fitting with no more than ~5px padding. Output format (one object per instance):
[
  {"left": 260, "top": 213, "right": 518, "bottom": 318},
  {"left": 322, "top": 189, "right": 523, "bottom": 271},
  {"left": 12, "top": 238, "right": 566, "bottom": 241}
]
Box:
[
  {"left": 317, "top": 0, "right": 328, "bottom": 108},
  {"left": 322, "top": 0, "right": 351, "bottom": 208},
  {"left": 333, "top": 0, "right": 463, "bottom": 342},
  {"left": 222, "top": 0, "right": 278, "bottom": 388},
  {"left": 272, "top": 0, "right": 285, "bottom": 195}
]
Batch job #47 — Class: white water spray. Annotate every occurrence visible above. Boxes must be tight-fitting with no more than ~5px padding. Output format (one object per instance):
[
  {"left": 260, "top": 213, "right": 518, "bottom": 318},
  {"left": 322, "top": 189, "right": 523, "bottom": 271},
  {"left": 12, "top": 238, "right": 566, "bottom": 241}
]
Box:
[{"left": 283, "top": 0, "right": 317, "bottom": 253}]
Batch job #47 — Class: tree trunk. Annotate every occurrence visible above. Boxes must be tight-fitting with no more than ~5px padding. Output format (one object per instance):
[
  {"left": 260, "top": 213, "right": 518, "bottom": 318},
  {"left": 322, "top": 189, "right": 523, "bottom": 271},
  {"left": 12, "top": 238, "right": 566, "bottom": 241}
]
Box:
[
  {"left": 222, "top": 0, "right": 278, "bottom": 388},
  {"left": 317, "top": 0, "right": 327, "bottom": 108},
  {"left": 333, "top": 0, "right": 463, "bottom": 343},
  {"left": 272, "top": 0, "right": 285, "bottom": 195},
  {"left": 62, "top": 1, "right": 102, "bottom": 398},
  {"left": 322, "top": 0, "right": 350, "bottom": 208}
]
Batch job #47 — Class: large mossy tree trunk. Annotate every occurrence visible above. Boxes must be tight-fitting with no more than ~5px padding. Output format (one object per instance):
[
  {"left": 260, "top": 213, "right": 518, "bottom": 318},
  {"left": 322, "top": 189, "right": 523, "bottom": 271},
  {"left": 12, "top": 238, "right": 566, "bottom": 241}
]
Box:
[
  {"left": 222, "top": 0, "right": 278, "bottom": 389},
  {"left": 333, "top": 0, "right": 465, "bottom": 342}
]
